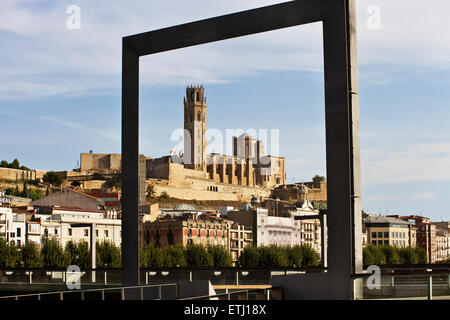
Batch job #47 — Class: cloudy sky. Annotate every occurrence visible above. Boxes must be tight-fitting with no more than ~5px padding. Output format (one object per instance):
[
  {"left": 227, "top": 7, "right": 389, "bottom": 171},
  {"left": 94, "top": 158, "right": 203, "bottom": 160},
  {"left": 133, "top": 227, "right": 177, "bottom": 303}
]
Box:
[{"left": 0, "top": 0, "right": 449, "bottom": 221}]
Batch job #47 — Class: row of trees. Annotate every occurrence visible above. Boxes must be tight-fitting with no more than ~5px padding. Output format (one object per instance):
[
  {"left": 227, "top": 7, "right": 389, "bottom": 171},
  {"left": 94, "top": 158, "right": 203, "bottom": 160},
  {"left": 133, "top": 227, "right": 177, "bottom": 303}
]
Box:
[
  {"left": 0, "top": 158, "right": 29, "bottom": 171},
  {"left": 238, "top": 245, "right": 320, "bottom": 267},
  {"left": 363, "top": 245, "right": 428, "bottom": 265},
  {"left": 0, "top": 239, "right": 320, "bottom": 269},
  {"left": 0, "top": 239, "right": 121, "bottom": 269},
  {"left": 140, "top": 244, "right": 233, "bottom": 268}
]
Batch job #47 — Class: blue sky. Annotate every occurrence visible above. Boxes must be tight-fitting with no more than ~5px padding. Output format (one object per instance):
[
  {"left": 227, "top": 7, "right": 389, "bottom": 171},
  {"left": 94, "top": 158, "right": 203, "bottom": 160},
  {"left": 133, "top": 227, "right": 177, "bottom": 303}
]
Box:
[{"left": 0, "top": 0, "right": 449, "bottom": 221}]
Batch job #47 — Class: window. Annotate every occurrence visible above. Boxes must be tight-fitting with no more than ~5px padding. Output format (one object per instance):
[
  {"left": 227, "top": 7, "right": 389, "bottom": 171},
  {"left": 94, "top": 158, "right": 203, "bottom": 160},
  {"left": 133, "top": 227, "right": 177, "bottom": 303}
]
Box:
[
  {"left": 96, "top": 230, "right": 99, "bottom": 237},
  {"left": 206, "top": 230, "right": 209, "bottom": 238},
  {"left": 188, "top": 229, "right": 192, "bottom": 237},
  {"left": 372, "top": 232, "right": 376, "bottom": 238},
  {"left": 68, "top": 228, "right": 72, "bottom": 236},
  {"left": 16, "top": 240, "right": 21, "bottom": 247},
  {"left": 377, "top": 232, "right": 383, "bottom": 238},
  {"left": 84, "top": 229, "right": 89, "bottom": 237},
  {"left": 54, "top": 228, "right": 58, "bottom": 235},
  {"left": 197, "top": 111, "right": 201, "bottom": 121},
  {"left": 187, "top": 239, "right": 193, "bottom": 245},
  {"left": 10, "top": 232, "right": 15, "bottom": 238},
  {"left": 105, "top": 230, "right": 109, "bottom": 238},
  {"left": 372, "top": 240, "right": 377, "bottom": 245},
  {"left": 16, "top": 228, "right": 21, "bottom": 237},
  {"left": 214, "top": 230, "right": 218, "bottom": 238},
  {"left": 384, "top": 232, "right": 389, "bottom": 238},
  {"left": 384, "top": 240, "right": 389, "bottom": 245}
]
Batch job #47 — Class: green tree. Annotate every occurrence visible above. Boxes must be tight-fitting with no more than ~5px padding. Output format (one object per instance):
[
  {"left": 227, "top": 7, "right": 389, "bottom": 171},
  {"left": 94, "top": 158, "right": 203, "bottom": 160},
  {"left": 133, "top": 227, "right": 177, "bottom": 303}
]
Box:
[
  {"left": 104, "top": 177, "right": 121, "bottom": 191},
  {"left": 21, "top": 241, "right": 44, "bottom": 268},
  {"left": 0, "top": 160, "right": 8, "bottom": 168},
  {"left": 163, "top": 245, "right": 187, "bottom": 267},
  {"left": 41, "top": 239, "right": 70, "bottom": 269},
  {"left": 398, "top": 247, "right": 419, "bottom": 264},
  {"left": 43, "top": 171, "right": 63, "bottom": 187},
  {"left": 415, "top": 247, "right": 427, "bottom": 264},
  {"left": 30, "top": 189, "right": 44, "bottom": 201},
  {"left": 184, "top": 244, "right": 213, "bottom": 267},
  {"left": 300, "top": 245, "right": 320, "bottom": 267},
  {"left": 146, "top": 185, "right": 156, "bottom": 199},
  {"left": 140, "top": 244, "right": 164, "bottom": 268},
  {"left": 365, "top": 245, "right": 386, "bottom": 265},
  {"left": 96, "top": 241, "right": 121, "bottom": 268},
  {"left": 65, "top": 241, "right": 79, "bottom": 265},
  {"left": 0, "top": 239, "right": 21, "bottom": 268},
  {"left": 312, "top": 174, "right": 326, "bottom": 186},
  {"left": 238, "top": 246, "right": 260, "bottom": 267},
  {"left": 286, "top": 245, "right": 303, "bottom": 267},
  {"left": 207, "top": 245, "right": 233, "bottom": 267},
  {"left": 381, "top": 245, "right": 400, "bottom": 265},
  {"left": 258, "top": 245, "right": 289, "bottom": 267},
  {"left": 9, "top": 159, "right": 20, "bottom": 169},
  {"left": 363, "top": 246, "right": 376, "bottom": 265},
  {"left": 77, "top": 241, "right": 91, "bottom": 269}
]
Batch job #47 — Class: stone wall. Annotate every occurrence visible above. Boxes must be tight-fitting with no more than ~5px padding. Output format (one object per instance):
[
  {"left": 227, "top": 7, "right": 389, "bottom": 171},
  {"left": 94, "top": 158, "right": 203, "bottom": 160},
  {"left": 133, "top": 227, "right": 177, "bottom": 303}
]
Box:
[{"left": 0, "top": 167, "right": 46, "bottom": 181}]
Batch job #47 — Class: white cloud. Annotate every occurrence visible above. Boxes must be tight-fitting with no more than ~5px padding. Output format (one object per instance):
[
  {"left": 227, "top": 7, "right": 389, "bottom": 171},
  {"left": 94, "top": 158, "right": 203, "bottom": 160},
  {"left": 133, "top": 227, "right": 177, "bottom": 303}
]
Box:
[
  {"left": 1, "top": 0, "right": 449, "bottom": 100},
  {"left": 362, "top": 141, "right": 450, "bottom": 185},
  {"left": 409, "top": 191, "right": 437, "bottom": 200}
]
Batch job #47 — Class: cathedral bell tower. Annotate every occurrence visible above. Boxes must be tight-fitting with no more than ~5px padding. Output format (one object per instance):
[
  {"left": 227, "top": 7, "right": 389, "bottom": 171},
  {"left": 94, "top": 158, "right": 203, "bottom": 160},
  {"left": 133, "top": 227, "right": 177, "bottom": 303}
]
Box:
[{"left": 184, "top": 85, "right": 207, "bottom": 171}]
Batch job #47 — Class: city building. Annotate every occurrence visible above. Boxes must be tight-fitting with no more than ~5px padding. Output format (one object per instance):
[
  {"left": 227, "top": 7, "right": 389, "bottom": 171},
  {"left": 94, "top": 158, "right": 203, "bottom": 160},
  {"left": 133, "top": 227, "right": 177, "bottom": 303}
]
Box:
[
  {"left": 0, "top": 206, "right": 26, "bottom": 247},
  {"left": 389, "top": 215, "right": 437, "bottom": 263},
  {"left": 435, "top": 228, "right": 449, "bottom": 262},
  {"left": 31, "top": 188, "right": 120, "bottom": 218},
  {"left": 363, "top": 215, "right": 416, "bottom": 248},
  {"left": 34, "top": 206, "right": 121, "bottom": 248},
  {"left": 141, "top": 212, "right": 230, "bottom": 250},
  {"left": 225, "top": 203, "right": 322, "bottom": 257}
]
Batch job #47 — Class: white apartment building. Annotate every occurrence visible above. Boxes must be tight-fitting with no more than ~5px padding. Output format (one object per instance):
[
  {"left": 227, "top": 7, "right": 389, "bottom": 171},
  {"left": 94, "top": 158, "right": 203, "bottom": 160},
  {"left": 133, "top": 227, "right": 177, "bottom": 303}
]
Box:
[
  {"left": 35, "top": 206, "right": 121, "bottom": 248},
  {"left": 0, "top": 206, "right": 26, "bottom": 247}
]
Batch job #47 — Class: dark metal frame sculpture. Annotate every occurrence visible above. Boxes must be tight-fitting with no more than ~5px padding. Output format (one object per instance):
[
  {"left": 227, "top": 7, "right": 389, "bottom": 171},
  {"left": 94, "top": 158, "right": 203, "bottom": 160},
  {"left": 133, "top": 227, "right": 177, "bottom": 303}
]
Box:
[{"left": 122, "top": 0, "right": 362, "bottom": 299}]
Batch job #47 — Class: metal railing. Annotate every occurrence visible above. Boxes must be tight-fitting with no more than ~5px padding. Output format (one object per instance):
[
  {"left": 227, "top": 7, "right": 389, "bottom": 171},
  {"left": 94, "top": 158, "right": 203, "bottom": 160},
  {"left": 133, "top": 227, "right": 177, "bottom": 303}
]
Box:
[
  {"left": 0, "top": 283, "right": 179, "bottom": 300},
  {"left": 180, "top": 287, "right": 282, "bottom": 300},
  {"left": 352, "top": 264, "right": 450, "bottom": 300}
]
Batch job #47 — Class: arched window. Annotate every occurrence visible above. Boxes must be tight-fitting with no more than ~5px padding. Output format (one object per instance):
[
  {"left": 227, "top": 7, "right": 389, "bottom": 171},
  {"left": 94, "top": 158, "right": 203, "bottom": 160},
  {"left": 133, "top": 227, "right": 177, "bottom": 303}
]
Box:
[
  {"left": 196, "top": 91, "right": 200, "bottom": 101},
  {"left": 197, "top": 111, "right": 201, "bottom": 121},
  {"left": 190, "top": 91, "right": 194, "bottom": 101}
]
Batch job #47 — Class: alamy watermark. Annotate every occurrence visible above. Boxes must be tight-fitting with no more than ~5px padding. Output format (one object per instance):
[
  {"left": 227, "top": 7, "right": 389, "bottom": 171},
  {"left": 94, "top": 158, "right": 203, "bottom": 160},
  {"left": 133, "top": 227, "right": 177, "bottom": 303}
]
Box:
[
  {"left": 66, "top": 5, "right": 81, "bottom": 30},
  {"left": 366, "top": 5, "right": 381, "bottom": 30},
  {"left": 66, "top": 265, "right": 82, "bottom": 290},
  {"left": 366, "top": 265, "right": 381, "bottom": 290}
]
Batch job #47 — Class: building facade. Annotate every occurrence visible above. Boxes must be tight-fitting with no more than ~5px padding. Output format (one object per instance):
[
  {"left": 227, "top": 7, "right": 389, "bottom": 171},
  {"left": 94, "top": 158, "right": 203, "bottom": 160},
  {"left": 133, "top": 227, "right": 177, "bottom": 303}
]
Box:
[{"left": 363, "top": 215, "right": 416, "bottom": 248}]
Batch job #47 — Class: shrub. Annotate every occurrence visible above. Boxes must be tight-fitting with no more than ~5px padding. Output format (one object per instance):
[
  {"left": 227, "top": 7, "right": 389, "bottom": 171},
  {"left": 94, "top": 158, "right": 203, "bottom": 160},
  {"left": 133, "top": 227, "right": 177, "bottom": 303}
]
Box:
[
  {"left": 140, "top": 244, "right": 164, "bottom": 268},
  {"left": 163, "top": 245, "right": 187, "bottom": 267},
  {"left": 41, "top": 239, "right": 70, "bottom": 269},
  {"left": 258, "top": 245, "right": 289, "bottom": 267},
  {"left": 43, "top": 171, "right": 62, "bottom": 186},
  {"left": 0, "top": 239, "right": 21, "bottom": 268},
  {"left": 96, "top": 241, "right": 121, "bottom": 268},
  {"left": 300, "top": 245, "right": 320, "bottom": 267},
  {"left": 21, "top": 241, "right": 43, "bottom": 268},
  {"left": 207, "top": 245, "right": 233, "bottom": 267},
  {"left": 286, "top": 245, "right": 303, "bottom": 267},
  {"left": 238, "top": 246, "right": 259, "bottom": 267},
  {"left": 184, "top": 244, "right": 213, "bottom": 267}
]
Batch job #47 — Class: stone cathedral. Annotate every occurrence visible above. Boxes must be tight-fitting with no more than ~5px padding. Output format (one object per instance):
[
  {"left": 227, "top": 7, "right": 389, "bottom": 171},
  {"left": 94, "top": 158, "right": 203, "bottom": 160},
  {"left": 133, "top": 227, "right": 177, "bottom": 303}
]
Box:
[{"left": 81, "top": 85, "right": 286, "bottom": 202}]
